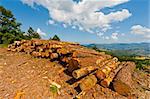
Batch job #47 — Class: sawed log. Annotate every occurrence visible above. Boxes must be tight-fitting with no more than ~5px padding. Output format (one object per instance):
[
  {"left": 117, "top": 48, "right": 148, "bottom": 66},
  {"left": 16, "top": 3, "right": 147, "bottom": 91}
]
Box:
[
  {"left": 113, "top": 62, "right": 136, "bottom": 96},
  {"left": 100, "top": 62, "right": 123, "bottom": 88},
  {"left": 72, "top": 66, "right": 98, "bottom": 79},
  {"left": 79, "top": 75, "right": 97, "bottom": 91}
]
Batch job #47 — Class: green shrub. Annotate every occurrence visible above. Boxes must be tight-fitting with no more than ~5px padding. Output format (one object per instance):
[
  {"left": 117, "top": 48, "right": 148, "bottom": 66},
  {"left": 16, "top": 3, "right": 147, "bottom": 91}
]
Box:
[
  {"left": 50, "top": 85, "right": 58, "bottom": 94},
  {"left": 51, "top": 35, "right": 60, "bottom": 41}
]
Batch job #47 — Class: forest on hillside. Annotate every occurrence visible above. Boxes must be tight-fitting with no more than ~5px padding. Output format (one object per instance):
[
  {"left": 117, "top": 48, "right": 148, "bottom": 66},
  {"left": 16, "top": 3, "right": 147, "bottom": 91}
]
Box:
[{"left": 88, "top": 45, "right": 150, "bottom": 71}]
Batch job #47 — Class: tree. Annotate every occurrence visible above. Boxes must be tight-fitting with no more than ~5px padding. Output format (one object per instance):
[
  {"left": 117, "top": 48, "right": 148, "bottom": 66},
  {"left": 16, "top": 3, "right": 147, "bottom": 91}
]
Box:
[
  {"left": 49, "top": 37, "right": 52, "bottom": 40},
  {"left": 26, "top": 27, "right": 41, "bottom": 39},
  {"left": 0, "top": 32, "right": 3, "bottom": 44},
  {"left": 2, "top": 33, "right": 15, "bottom": 44},
  {"left": 0, "top": 6, "right": 24, "bottom": 44},
  {"left": 91, "top": 45, "right": 99, "bottom": 51},
  {"left": 51, "top": 35, "right": 60, "bottom": 41},
  {"left": 27, "top": 27, "right": 34, "bottom": 37}
]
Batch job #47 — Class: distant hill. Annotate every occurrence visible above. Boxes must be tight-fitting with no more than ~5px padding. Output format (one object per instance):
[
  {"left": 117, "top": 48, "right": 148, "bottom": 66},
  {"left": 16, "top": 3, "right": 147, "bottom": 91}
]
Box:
[{"left": 85, "top": 43, "right": 150, "bottom": 57}]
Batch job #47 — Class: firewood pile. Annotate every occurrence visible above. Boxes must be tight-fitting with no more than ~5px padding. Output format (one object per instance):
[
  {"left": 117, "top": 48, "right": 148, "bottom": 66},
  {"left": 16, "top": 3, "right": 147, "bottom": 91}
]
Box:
[{"left": 7, "top": 39, "right": 136, "bottom": 97}]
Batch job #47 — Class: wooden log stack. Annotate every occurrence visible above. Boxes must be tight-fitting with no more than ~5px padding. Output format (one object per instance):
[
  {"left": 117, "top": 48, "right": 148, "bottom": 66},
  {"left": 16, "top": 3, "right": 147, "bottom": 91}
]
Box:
[{"left": 7, "top": 39, "right": 136, "bottom": 97}]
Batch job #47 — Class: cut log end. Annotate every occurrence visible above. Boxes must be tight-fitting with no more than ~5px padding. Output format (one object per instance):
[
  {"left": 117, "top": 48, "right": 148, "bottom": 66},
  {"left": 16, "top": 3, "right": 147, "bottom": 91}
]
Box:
[
  {"left": 113, "top": 80, "right": 131, "bottom": 96},
  {"left": 72, "top": 71, "right": 78, "bottom": 79},
  {"left": 50, "top": 53, "right": 59, "bottom": 60},
  {"left": 79, "top": 75, "right": 97, "bottom": 91},
  {"left": 96, "top": 70, "right": 106, "bottom": 80},
  {"left": 100, "top": 79, "right": 110, "bottom": 88},
  {"left": 68, "top": 58, "right": 79, "bottom": 72},
  {"left": 113, "top": 62, "right": 136, "bottom": 96}
]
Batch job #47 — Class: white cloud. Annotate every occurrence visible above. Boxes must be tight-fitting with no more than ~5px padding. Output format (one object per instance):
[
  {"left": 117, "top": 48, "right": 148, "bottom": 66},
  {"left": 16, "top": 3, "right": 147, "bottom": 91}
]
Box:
[
  {"left": 37, "top": 28, "right": 47, "bottom": 36},
  {"left": 79, "top": 26, "right": 84, "bottom": 31},
  {"left": 104, "top": 36, "right": 110, "bottom": 40},
  {"left": 97, "top": 32, "right": 104, "bottom": 37},
  {"left": 111, "top": 32, "right": 118, "bottom": 40},
  {"left": 48, "top": 19, "right": 55, "bottom": 25},
  {"left": 63, "top": 24, "right": 67, "bottom": 28},
  {"left": 131, "top": 25, "right": 150, "bottom": 38},
  {"left": 21, "top": 0, "right": 34, "bottom": 7},
  {"left": 72, "top": 26, "right": 76, "bottom": 29},
  {"left": 21, "top": 0, "right": 131, "bottom": 34},
  {"left": 86, "top": 29, "right": 95, "bottom": 34}
]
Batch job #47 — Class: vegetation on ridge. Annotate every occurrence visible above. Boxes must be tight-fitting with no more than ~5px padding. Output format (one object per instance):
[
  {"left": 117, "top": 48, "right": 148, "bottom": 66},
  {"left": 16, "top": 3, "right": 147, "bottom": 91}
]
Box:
[
  {"left": 90, "top": 45, "right": 150, "bottom": 70},
  {"left": 0, "top": 6, "right": 60, "bottom": 46}
]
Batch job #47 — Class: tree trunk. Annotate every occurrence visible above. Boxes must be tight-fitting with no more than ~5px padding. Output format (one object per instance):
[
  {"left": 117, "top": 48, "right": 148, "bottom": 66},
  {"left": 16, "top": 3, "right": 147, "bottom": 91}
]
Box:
[
  {"left": 31, "top": 51, "right": 41, "bottom": 57},
  {"left": 72, "top": 66, "right": 98, "bottom": 79},
  {"left": 100, "top": 62, "right": 123, "bottom": 87},
  {"left": 57, "top": 48, "right": 72, "bottom": 55},
  {"left": 79, "top": 75, "right": 97, "bottom": 91},
  {"left": 68, "top": 58, "right": 80, "bottom": 72},
  {"left": 50, "top": 53, "right": 59, "bottom": 60},
  {"left": 96, "top": 59, "right": 119, "bottom": 80},
  {"left": 113, "top": 62, "right": 136, "bottom": 96}
]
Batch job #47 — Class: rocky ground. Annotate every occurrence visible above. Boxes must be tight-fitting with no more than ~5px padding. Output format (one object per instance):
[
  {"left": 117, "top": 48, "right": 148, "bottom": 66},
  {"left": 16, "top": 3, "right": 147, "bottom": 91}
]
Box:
[{"left": 0, "top": 47, "right": 149, "bottom": 99}]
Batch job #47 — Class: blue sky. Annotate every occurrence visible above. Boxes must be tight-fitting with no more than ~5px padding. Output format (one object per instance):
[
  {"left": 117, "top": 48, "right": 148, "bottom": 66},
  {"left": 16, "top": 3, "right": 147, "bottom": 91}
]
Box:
[{"left": 0, "top": 0, "right": 150, "bottom": 44}]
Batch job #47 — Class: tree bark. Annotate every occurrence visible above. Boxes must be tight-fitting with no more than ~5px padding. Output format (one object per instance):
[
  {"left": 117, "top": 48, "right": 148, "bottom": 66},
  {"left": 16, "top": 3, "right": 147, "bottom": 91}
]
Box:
[
  {"left": 79, "top": 75, "right": 97, "bottom": 91},
  {"left": 50, "top": 53, "right": 59, "bottom": 60},
  {"left": 96, "top": 58, "right": 119, "bottom": 80},
  {"left": 100, "top": 62, "right": 123, "bottom": 88},
  {"left": 72, "top": 66, "right": 98, "bottom": 79},
  {"left": 113, "top": 62, "right": 136, "bottom": 96}
]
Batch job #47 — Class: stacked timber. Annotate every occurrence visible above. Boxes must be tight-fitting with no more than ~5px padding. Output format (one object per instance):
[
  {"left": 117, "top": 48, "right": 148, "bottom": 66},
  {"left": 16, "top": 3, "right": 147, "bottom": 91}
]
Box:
[
  {"left": 96, "top": 57, "right": 119, "bottom": 80},
  {"left": 8, "top": 39, "right": 136, "bottom": 97},
  {"left": 100, "top": 62, "right": 124, "bottom": 88}
]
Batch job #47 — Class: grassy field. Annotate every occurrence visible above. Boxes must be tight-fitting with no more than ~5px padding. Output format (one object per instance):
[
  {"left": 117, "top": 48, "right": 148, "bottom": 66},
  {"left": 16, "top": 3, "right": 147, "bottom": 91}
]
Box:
[{"left": 0, "top": 44, "right": 8, "bottom": 48}]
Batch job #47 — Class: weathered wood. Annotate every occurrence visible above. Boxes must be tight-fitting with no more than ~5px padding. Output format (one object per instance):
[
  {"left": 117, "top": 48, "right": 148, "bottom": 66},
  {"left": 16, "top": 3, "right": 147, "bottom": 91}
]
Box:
[
  {"left": 68, "top": 58, "right": 79, "bottom": 72},
  {"left": 32, "top": 39, "right": 43, "bottom": 46},
  {"left": 79, "top": 75, "right": 97, "bottom": 91},
  {"left": 7, "top": 44, "right": 15, "bottom": 51},
  {"left": 113, "top": 62, "right": 136, "bottom": 96},
  {"left": 23, "top": 46, "right": 35, "bottom": 54},
  {"left": 100, "top": 62, "right": 123, "bottom": 88},
  {"left": 96, "top": 58, "right": 119, "bottom": 80},
  {"left": 57, "top": 48, "right": 72, "bottom": 55},
  {"left": 36, "top": 46, "right": 44, "bottom": 52},
  {"left": 96, "top": 66, "right": 111, "bottom": 80},
  {"left": 60, "top": 56, "right": 71, "bottom": 63},
  {"left": 23, "top": 41, "right": 32, "bottom": 46},
  {"left": 31, "top": 51, "right": 41, "bottom": 57},
  {"left": 15, "top": 46, "right": 24, "bottom": 52},
  {"left": 50, "top": 53, "right": 59, "bottom": 60},
  {"left": 68, "top": 56, "right": 110, "bottom": 72},
  {"left": 14, "top": 41, "right": 21, "bottom": 46},
  {"left": 72, "top": 49, "right": 109, "bottom": 58},
  {"left": 20, "top": 40, "right": 28, "bottom": 44},
  {"left": 49, "top": 44, "right": 63, "bottom": 49},
  {"left": 72, "top": 50, "right": 96, "bottom": 58},
  {"left": 95, "top": 56, "right": 111, "bottom": 66},
  {"left": 41, "top": 52, "right": 50, "bottom": 58},
  {"left": 7, "top": 39, "right": 140, "bottom": 98},
  {"left": 72, "top": 66, "right": 98, "bottom": 79}
]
